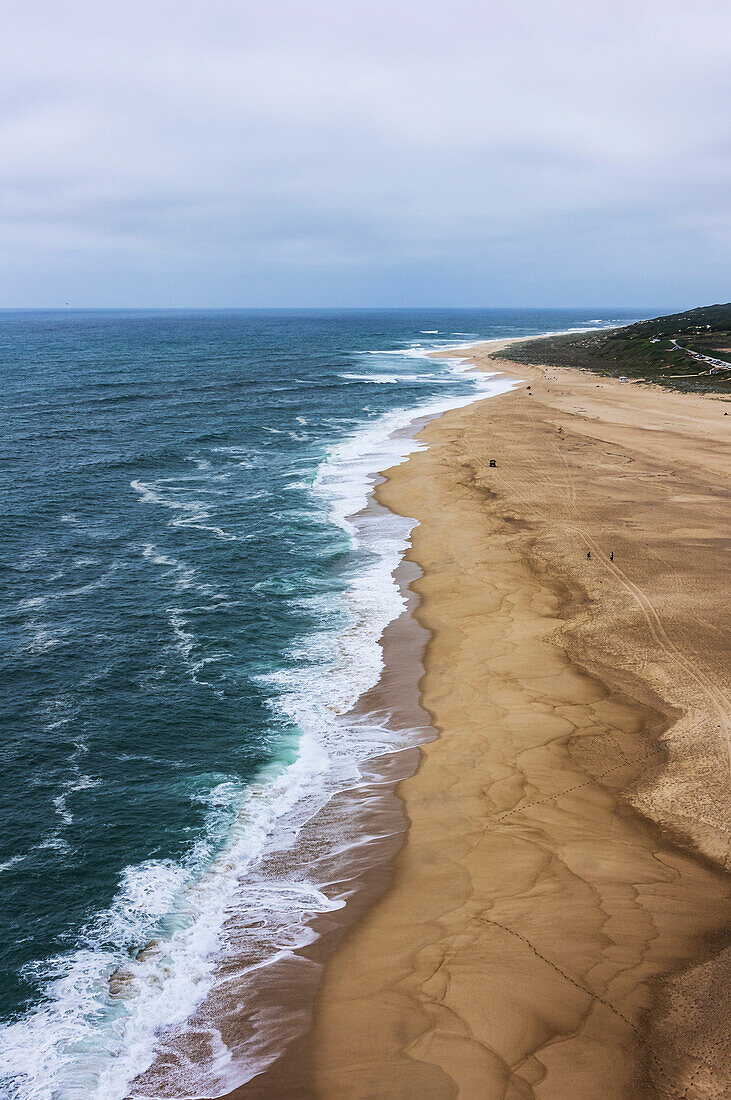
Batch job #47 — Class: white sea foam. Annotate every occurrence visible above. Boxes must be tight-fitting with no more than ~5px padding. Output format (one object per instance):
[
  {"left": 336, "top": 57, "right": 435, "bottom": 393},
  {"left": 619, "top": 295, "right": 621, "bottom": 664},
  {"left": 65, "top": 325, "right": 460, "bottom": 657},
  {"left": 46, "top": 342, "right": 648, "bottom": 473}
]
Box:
[
  {"left": 142, "top": 545, "right": 199, "bottom": 591},
  {"left": 167, "top": 609, "right": 226, "bottom": 695},
  {"left": 360, "top": 343, "right": 460, "bottom": 361},
  {"left": 340, "top": 370, "right": 456, "bottom": 386},
  {"left": 52, "top": 775, "right": 100, "bottom": 828},
  {"left": 21, "top": 622, "right": 69, "bottom": 655},
  {"left": 17, "top": 567, "right": 121, "bottom": 612},
  {"left": 210, "top": 446, "right": 255, "bottom": 469},
  {"left": 141, "top": 544, "right": 222, "bottom": 599},
  {"left": 14, "top": 548, "right": 50, "bottom": 570},
  {"left": 34, "top": 834, "right": 72, "bottom": 856},
  {"left": 0, "top": 344, "right": 516, "bottom": 1100},
  {"left": 339, "top": 372, "right": 400, "bottom": 383},
  {"left": 0, "top": 854, "right": 27, "bottom": 875},
  {"left": 131, "top": 479, "right": 237, "bottom": 543}
]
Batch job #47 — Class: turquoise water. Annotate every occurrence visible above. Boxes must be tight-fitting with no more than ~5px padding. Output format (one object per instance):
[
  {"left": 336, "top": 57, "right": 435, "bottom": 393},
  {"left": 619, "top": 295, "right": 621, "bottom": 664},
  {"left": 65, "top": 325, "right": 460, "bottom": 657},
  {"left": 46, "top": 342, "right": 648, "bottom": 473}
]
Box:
[{"left": 0, "top": 309, "right": 643, "bottom": 1096}]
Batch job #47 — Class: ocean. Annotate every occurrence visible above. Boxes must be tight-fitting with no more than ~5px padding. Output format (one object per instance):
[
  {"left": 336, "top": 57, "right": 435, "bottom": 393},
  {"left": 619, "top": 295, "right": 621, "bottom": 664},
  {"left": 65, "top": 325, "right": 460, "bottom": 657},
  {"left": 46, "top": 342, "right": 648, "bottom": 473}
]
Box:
[{"left": 0, "top": 308, "right": 642, "bottom": 1097}]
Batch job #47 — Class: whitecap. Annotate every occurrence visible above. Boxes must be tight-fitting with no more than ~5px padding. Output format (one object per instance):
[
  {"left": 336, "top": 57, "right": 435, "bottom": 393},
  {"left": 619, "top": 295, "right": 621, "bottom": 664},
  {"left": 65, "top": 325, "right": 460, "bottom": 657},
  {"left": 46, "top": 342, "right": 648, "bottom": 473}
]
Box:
[{"left": 339, "top": 373, "right": 400, "bottom": 384}]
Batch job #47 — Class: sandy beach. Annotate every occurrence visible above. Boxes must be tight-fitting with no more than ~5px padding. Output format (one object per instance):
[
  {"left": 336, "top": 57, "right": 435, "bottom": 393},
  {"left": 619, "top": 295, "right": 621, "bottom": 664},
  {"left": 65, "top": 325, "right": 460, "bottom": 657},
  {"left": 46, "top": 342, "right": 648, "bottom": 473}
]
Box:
[{"left": 307, "top": 341, "right": 731, "bottom": 1098}]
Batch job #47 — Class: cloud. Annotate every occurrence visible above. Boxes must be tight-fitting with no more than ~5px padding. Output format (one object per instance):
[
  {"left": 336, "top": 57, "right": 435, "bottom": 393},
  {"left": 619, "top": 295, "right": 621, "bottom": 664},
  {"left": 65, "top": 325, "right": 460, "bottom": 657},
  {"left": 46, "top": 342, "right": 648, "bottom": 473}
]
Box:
[{"left": 0, "top": 0, "right": 729, "bottom": 305}]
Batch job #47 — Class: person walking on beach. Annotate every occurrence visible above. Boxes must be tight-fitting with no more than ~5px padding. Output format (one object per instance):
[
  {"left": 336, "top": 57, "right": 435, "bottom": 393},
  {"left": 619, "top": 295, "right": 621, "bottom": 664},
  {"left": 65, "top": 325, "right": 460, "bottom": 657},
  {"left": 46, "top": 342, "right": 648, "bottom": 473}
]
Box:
[
  {"left": 587, "top": 551, "right": 591, "bottom": 559},
  {"left": 610, "top": 551, "right": 614, "bottom": 561}
]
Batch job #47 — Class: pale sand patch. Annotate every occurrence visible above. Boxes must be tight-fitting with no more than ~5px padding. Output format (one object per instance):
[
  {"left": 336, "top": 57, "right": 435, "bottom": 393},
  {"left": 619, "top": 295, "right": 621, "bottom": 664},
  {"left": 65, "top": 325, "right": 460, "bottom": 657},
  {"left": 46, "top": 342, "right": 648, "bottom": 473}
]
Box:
[{"left": 310, "top": 344, "right": 730, "bottom": 1098}]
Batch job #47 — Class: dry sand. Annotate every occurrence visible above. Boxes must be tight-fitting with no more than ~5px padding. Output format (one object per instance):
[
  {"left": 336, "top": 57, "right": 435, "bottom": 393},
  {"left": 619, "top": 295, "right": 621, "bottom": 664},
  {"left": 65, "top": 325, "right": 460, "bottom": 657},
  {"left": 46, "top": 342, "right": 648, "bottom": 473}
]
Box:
[{"left": 309, "top": 342, "right": 731, "bottom": 1098}]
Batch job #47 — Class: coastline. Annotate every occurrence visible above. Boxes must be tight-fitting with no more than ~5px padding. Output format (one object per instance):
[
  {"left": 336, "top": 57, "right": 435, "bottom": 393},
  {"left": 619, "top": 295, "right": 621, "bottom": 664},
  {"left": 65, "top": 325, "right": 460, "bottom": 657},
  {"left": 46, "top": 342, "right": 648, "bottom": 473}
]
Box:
[
  {"left": 308, "top": 342, "right": 731, "bottom": 1097},
  {"left": 179, "top": 349, "right": 519, "bottom": 1099}
]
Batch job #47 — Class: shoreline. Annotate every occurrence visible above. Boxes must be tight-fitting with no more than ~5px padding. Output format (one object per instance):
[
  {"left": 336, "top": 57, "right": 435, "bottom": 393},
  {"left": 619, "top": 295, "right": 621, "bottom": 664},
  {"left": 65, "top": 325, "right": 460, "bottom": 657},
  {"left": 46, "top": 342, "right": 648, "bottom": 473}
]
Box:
[
  {"left": 195, "top": 345, "right": 520, "bottom": 1099},
  {"left": 309, "top": 343, "right": 730, "bottom": 1097}
]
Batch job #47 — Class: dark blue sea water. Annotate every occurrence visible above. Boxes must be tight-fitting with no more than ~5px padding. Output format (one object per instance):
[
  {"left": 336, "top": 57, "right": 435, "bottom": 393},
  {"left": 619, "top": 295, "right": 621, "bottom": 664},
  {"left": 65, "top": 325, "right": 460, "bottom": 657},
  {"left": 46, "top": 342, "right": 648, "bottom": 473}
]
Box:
[{"left": 0, "top": 308, "right": 644, "bottom": 1097}]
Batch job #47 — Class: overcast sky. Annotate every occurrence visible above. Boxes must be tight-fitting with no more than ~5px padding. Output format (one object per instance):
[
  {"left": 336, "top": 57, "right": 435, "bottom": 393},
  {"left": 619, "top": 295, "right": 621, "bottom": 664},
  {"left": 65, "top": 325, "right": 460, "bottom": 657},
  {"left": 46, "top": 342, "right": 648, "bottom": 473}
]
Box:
[{"left": 1, "top": 0, "right": 729, "bottom": 307}]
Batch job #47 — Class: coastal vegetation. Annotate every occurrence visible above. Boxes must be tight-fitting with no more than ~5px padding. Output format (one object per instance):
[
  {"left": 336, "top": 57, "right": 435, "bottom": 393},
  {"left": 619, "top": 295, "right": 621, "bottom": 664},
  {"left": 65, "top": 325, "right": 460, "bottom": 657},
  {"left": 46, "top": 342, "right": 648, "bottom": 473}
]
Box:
[{"left": 494, "top": 303, "right": 731, "bottom": 393}]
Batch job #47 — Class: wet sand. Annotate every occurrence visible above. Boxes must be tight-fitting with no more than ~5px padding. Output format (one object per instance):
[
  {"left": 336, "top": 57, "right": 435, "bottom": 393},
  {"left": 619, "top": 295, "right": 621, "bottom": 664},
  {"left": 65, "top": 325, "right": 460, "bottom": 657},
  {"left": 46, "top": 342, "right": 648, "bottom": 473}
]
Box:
[
  {"left": 309, "top": 343, "right": 731, "bottom": 1098},
  {"left": 211, "top": 513, "right": 437, "bottom": 1100}
]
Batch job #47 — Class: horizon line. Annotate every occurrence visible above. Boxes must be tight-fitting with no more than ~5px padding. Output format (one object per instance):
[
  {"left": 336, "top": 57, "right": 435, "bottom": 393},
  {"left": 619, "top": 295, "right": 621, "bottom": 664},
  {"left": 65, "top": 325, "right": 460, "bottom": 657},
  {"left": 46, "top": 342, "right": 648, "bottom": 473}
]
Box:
[{"left": 0, "top": 304, "right": 685, "bottom": 313}]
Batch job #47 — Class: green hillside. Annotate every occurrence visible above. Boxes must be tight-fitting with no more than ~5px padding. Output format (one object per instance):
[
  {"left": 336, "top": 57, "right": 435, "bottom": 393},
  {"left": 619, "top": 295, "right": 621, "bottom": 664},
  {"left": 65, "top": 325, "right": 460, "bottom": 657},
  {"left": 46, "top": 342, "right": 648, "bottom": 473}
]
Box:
[{"left": 494, "top": 303, "right": 731, "bottom": 393}]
